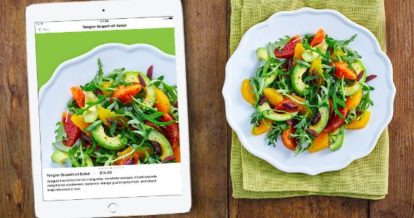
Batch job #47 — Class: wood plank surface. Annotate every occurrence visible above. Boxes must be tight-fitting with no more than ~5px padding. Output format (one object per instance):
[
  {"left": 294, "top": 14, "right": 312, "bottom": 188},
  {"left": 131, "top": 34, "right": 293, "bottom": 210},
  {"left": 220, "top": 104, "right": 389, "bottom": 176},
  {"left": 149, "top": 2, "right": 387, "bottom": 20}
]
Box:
[
  {"left": 370, "top": 0, "right": 414, "bottom": 217},
  {"left": 0, "top": 0, "right": 412, "bottom": 218}
]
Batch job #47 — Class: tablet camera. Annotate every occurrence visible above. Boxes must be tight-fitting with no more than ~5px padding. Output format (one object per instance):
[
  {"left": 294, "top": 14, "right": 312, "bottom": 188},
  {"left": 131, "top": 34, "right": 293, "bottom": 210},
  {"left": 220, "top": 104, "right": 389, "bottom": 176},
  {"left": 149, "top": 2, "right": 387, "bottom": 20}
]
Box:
[{"left": 102, "top": 9, "right": 105, "bottom": 12}]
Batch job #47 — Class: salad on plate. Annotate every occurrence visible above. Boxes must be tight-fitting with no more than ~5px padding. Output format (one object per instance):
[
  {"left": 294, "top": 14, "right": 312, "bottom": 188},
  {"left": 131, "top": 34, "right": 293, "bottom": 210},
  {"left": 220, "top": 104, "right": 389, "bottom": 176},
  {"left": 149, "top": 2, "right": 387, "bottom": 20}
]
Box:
[
  {"left": 51, "top": 59, "right": 180, "bottom": 167},
  {"left": 241, "top": 28, "right": 377, "bottom": 154}
]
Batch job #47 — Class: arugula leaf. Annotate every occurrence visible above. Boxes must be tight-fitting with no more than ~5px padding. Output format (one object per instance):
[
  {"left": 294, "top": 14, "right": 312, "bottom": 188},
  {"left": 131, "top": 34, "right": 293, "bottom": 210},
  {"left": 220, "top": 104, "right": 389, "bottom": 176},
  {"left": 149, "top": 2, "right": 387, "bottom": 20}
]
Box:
[
  {"left": 71, "top": 95, "right": 106, "bottom": 115},
  {"left": 272, "top": 35, "right": 291, "bottom": 50},
  {"left": 266, "top": 122, "right": 288, "bottom": 146},
  {"left": 52, "top": 121, "right": 71, "bottom": 152},
  {"left": 85, "top": 120, "right": 102, "bottom": 132},
  {"left": 251, "top": 110, "right": 265, "bottom": 126},
  {"left": 295, "top": 59, "right": 311, "bottom": 68}
]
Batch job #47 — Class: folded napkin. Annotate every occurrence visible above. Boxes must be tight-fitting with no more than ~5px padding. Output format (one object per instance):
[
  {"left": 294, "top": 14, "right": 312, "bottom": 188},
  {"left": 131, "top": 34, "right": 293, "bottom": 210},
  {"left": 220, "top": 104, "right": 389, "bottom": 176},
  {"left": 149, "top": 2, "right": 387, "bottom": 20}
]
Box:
[{"left": 230, "top": 0, "right": 389, "bottom": 199}]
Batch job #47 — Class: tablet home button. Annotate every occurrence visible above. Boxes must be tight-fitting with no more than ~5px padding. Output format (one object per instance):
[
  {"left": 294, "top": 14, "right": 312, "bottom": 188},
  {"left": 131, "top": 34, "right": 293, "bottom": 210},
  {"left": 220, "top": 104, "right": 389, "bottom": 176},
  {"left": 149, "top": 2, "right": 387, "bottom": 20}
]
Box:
[{"left": 108, "top": 203, "right": 118, "bottom": 213}]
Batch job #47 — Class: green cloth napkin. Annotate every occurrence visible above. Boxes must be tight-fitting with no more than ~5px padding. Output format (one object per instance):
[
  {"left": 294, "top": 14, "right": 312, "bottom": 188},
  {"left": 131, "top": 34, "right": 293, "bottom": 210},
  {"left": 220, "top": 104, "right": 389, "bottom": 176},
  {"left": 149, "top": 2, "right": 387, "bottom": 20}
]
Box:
[{"left": 230, "top": 0, "right": 389, "bottom": 199}]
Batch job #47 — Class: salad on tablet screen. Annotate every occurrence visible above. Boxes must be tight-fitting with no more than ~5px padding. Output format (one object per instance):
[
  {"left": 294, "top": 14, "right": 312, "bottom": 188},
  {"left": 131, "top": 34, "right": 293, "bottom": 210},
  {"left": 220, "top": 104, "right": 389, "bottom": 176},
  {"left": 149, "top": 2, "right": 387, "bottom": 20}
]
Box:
[
  {"left": 241, "top": 29, "right": 377, "bottom": 154},
  {"left": 51, "top": 59, "right": 180, "bottom": 167}
]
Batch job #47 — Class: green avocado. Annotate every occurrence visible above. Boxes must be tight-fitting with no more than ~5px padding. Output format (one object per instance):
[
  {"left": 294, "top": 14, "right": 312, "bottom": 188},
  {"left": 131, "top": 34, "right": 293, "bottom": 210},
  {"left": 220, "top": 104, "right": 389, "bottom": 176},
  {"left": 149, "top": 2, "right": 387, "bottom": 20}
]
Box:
[
  {"left": 257, "top": 102, "right": 298, "bottom": 121},
  {"left": 301, "top": 50, "right": 319, "bottom": 62},
  {"left": 329, "top": 126, "right": 345, "bottom": 151},
  {"left": 291, "top": 65, "right": 309, "bottom": 96},
  {"left": 308, "top": 106, "right": 330, "bottom": 134},
  {"left": 82, "top": 91, "right": 99, "bottom": 123},
  {"left": 344, "top": 82, "right": 362, "bottom": 96},
  {"left": 143, "top": 86, "right": 156, "bottom": 106},
  {"left": 344, "top": 60, "right": 366, "bottom": 96},
  {"left": 124, "top": 71, "right": 151, "bottom": 84},
  {"left": 51, "top": 150, "right": 69, "bottom": 165},
  {"left": 256, "top": 47, "right": 269, "bottom": 61},
  {"left": 315, "top": 40, "right": 328, "bottom": 54},
  {"left": 147, "top": 127, "right": 174, "bottom": 161},
  {"left": 351, "top": 60, "right": 366, "bottom": 76},
  {"left": 123, "top": 71, "right": 156, "bottom": 106},
  {"left": 91, "top": 125, "right": 127, "bottom": 151}
]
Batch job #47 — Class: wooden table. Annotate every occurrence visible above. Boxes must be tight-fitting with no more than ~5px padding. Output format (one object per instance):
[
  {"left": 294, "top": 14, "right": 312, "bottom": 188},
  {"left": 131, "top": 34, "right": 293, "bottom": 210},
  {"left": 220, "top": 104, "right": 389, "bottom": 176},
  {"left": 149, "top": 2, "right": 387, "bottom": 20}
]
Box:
[{"left": 1, "top": 0, "right": 413, "bottom": 217}]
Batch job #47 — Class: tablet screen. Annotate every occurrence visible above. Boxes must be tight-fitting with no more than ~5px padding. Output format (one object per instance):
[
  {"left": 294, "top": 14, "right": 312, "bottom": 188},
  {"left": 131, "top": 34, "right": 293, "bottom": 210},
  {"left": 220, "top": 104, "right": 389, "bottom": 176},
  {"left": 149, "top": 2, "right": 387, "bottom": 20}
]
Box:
[{"left": 34, "top": 17, "right": 182, "bottom": 201}]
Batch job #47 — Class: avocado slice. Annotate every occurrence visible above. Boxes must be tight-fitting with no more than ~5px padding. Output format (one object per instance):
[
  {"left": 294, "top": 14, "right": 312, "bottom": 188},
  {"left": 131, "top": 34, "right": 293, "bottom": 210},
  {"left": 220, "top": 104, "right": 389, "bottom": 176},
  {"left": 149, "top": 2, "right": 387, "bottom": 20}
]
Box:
[
  {"left": 91, "top": 125, "right": 127, "bottom": 151},
  {"left": 344, "top": 82, "right": 362, "bottom": 96},
  {"left": 256, "top": 47, "right": 269, "bottom": 61},
  {"left": 257, "top": 102, "right": 298, "bottom": 121},
  {"left": 123, "top": 71, "right": 156, "bottom": 106},
  {"left": 143, "top": 86, "right": 156, "bottom": 106},
  {"left": 329, "top": 126, "right": 345, "bottom": 151},
  {"left": 301, "top": 50, "right": 319, "bottom": 62},
  {"left": 51, "top": 150, "right": 69, "bottom": 165},
  {"left": 315, "top": 40, "right": 328, "bottom": 54},
  {"left": 124, "top": 71, "right": 151, "bottom": 84},
  {"left": 147, "top": 128, "right": 174, "bottom": 161},
  {"left": 291, "top": 65, "right": 309, "bottom": 96},
  {"left": 351, "top": 60, "right": 365, "bottom": 76},
  {"left": 308, "top": 106, "right": 330, "bottom": 134},
  {"left": 82, "top": 91, "right": 99, "bottom": 123},
  {"left": 344, "top": 60, "right": 366, "bottom": 96}
]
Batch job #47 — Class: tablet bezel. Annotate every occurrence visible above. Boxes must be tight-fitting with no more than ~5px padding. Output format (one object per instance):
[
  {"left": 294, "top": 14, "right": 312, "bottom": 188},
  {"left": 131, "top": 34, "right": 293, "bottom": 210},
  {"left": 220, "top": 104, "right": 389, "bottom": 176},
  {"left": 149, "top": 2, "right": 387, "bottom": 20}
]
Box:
[{"left": 26, "top": 0, "right": 191, "bottom": 217}]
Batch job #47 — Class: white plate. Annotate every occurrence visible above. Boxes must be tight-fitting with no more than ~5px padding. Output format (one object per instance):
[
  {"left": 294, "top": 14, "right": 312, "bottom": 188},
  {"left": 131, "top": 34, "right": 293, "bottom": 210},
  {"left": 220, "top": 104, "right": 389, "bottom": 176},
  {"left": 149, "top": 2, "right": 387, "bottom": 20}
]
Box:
[
  {"left": 223, "top": 8, "right": 395, "bottom": 175},
  {"left": 39, "top": 43, "right": 176, "bottom": 168}
]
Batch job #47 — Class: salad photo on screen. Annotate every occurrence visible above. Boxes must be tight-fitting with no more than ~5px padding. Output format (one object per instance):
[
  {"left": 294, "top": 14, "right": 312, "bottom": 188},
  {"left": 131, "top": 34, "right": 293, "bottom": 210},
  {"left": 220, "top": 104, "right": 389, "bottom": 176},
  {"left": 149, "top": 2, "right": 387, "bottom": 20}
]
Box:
[{"left": 51, "top": 59, "right": 180, "bottom": 167}]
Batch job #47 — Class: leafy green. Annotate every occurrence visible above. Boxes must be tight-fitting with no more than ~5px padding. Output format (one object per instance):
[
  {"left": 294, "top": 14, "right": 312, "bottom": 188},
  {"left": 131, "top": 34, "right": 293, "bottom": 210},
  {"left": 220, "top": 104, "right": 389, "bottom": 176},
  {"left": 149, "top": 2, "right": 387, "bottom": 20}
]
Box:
[
  {"left": 272, "top": 35, "right": 291, "bottom": 50},
  {"left": 84, "top": 120, "right": 102, "bottom": 132},
  {"left": 51, "top": 59, "right": 180, "bottom": 167},
  {"left": 52, "top": 121, "right": 71, "bottom": 152},
  {"left": 266, "top": 122, "right": 288, "bottom": 146}
]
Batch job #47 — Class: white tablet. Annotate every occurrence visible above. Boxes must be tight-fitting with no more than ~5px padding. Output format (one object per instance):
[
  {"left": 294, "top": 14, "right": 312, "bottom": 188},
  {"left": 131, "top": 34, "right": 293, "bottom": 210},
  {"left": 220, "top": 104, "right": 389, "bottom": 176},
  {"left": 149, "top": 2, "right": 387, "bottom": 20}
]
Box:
[{"left": 26, "top": 0, "right": 191, "bottom": 217}]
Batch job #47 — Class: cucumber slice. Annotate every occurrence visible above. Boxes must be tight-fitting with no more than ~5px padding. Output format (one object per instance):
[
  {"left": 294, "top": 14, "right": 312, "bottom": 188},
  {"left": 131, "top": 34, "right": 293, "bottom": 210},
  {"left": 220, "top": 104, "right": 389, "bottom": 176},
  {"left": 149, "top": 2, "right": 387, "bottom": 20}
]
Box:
[
  {"left": 291, "top": 65, "right": 308, "bottom": 96},
  {"left": 257, "top": 102, "right": 298, "bottom": 121}
]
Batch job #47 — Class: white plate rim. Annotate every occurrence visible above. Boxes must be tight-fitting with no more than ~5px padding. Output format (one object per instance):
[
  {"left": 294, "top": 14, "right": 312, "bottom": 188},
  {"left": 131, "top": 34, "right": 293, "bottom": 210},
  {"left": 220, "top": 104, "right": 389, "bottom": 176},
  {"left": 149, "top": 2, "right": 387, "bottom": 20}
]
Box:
[{"left": 223, "top": 7, "right": 396, "bottom": 175}]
